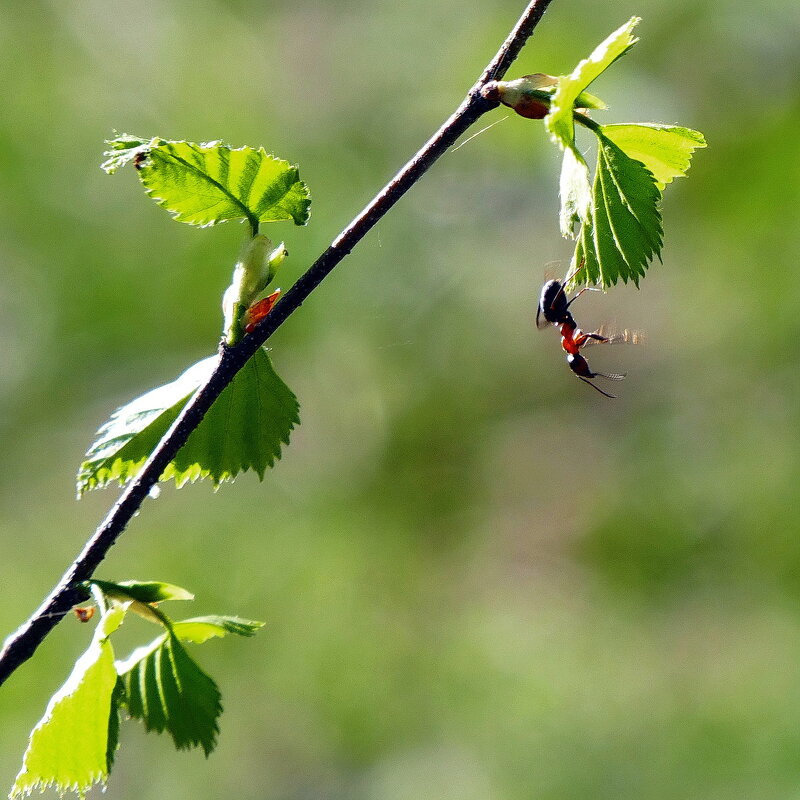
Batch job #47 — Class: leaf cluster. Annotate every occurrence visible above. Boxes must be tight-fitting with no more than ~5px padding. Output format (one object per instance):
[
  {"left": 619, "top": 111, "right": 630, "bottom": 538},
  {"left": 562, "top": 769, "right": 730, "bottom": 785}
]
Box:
[
  {"left": 515, "top": 17, "right": 705, "bottom": 287},
  {"left": 77, "top": 137, "right": 309, "bottom": 495},
  {"left": 10, "top": 581, "right": 263, "bottom": 798}
]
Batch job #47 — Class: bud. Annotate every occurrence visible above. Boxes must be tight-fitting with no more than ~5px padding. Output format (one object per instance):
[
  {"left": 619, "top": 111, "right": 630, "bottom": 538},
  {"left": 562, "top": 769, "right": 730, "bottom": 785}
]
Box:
[
  {"left": 482, "top": 73, "right": 606, "bottom": 119},
  {"left": 244, "top": 289, "right": 282, "bottom": 333},
  {"left": 483, "top": 73, "right": 557, "bottom": 119},
  {"left": 223, "top": 236, "right": 287, "bottom": 343}
]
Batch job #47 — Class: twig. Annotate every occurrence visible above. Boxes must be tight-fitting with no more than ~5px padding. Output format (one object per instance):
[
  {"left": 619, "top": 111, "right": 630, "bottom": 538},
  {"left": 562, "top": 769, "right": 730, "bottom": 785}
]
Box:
[{"left": 0, "top": 0, "right": 555, "bottom": 687}]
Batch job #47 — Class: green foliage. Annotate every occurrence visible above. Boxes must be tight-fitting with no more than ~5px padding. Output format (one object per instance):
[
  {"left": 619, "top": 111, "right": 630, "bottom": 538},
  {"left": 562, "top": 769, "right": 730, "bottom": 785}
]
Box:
[
  {"left": 87, "top": 579, "right": 194, "bottom": 605},
  {"left": 102, "top": 135, "right": 311, "bottom": 230},
  {"left": 545, "top": 17, "right": 639, "bottom": 240},
  {"left": 77, "top": 348, "right": 300, "bottom": 494},
  {"left": 573, "top": 131, "right": 663, "bottom": 286},
  {"left": 10, "top": 605, "right": 127, "bottom": 799},
  {"left": 9, "top": 584, "right": 263, "bottom": 797},
  {"left": 545, "top": 17, "right": 640, "bottom": 153},
  {"left": 537, "top": 17, "right": 705, "bottom": 287},
  {"left": 599, "top": 124, "right": 707, "bottom": 190},
  {"left": 116, "top": 634, "right": 222, "bottom": 757},
  {"left": 558, "top": 144, "right": 593, "bottom": 239},
  {"left": 171, "top": 616, "right": 265, "bottom": 644}
]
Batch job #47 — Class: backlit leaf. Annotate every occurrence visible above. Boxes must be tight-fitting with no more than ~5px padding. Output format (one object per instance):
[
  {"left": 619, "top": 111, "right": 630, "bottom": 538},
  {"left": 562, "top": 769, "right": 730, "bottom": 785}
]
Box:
[
  {"left": 116, "top": 633, "right": 222, "bottom": 756},
  {"left": 171, "top": 616, "right": 265, "bottom": 644},
  {"left": 11, "top": 606, "right": 127, "bottom": 799},
  {"left": 559, "top": 145, "right": 592, "bottom": 237},
  {"left": 78, "top": 347, "right": 300, "bottom": 493},
  {"left": 571, "top": 132, "right": 662, "bottom": 288},
  {"left": 88, "top": 579, "right": 194, "bottom": 605},
  {"left": 102, "top": 135, "right": 311, "bottom": 229},
  {"left": 599, "top": 124, "right": 707, "bottom": 189},
  {"left": 545, "top": 17, "right": 640, "bottom": 153}
]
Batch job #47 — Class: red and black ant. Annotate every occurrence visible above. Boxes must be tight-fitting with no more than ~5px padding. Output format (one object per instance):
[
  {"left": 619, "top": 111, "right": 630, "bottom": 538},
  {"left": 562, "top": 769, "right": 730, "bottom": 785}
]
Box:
[{"left": 536, "top": 267, "right": 635, "bottom": 398}]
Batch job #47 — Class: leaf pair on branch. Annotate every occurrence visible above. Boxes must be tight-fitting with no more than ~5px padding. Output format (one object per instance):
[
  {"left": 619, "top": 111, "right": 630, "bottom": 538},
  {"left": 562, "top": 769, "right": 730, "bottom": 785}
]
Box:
[{"left": 78, "top": 139, "right": 310, "bottom": 495}]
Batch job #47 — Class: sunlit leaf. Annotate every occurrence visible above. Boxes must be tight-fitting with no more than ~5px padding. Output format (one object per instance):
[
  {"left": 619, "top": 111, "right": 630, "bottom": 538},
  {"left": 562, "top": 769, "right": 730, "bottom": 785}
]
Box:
[
  {"left": 11, "top": 606, "right": 127, "bottom": 799},
  {"left": 545, "top": 17, "right": 640, "bottom": 152},
  {"left": 571, "top": 132, "right": 662, "bottom": 288},
  {"left": 102, "top": 135, "right": 311, "bottom": 229},
  {"left": 599, "top": 124, "right": 706, "bottom": 189},
  {"left": 116, "top": 633, "right": 222, "bottom": 756},
  {"left": 559, "top": 145, "right": 592, "bottom": 237},
  {"left": 78, "top": 348, "right": 300, "bottom": 494},
  {"left": 88, "top": 579, "right": 194, "bottom": 605},
  {"left": 171, "top": 616, "right": 265, "bottom": 644}
]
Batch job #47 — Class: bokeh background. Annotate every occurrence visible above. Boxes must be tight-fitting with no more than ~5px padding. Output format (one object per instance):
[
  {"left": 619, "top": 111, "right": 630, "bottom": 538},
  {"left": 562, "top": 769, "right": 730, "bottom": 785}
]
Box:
[{"left": 2, "top": 0, "right": 799, "bottom": 797}]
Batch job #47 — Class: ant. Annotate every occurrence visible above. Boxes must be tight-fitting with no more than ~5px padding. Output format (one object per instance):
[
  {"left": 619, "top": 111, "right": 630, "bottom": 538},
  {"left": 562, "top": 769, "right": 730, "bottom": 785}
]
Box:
[{"left": 536, "top": 266, "right": 630, "bottom": 398}]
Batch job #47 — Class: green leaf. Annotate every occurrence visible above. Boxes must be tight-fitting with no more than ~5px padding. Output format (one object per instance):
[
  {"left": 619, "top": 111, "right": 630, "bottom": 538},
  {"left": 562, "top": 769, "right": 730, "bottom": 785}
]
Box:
[
  {"left": 78, "top": 347, "right": 300, "bottom": 494},
  {"left": 11, "top": 605, "right": 127, "bottom": 799},
  {"left": 102, "top": 135, "right": 311, "bottom": 229},
  {"left": 558, "top": 145, "right": 592, "bottom": 237},
  {"left": 545, "top": 17, "right": 640, "bottom": 153},
  {"left": 106, "top": 678, "right": 125, "bottom": 772},
  {"left": 88, "top": 579, "right": 194, "bottom": 605},
  {"left": 171, "top": 616, "right": 265, "bottom": 644},
  {"left": 598, "top": 124, "right": 707, "bottom": 189},
  {"left": 571, "top": 132, "right": 662, "bottom": 288},
  {"left": 116, "top": 633, "right": 222, "bottom": 756}
]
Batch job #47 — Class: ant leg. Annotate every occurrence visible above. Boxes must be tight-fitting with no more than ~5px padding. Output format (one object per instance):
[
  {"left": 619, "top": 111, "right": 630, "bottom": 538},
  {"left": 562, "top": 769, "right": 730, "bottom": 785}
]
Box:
[
  {"left": 577, "top": 376, "right": 617, "bottom": 398},
  {"left": 564, "top": 286, "right": 601, "bottom": 310},
  {"left": 572, "top": 331, "right": 611, "bottom": 349}
]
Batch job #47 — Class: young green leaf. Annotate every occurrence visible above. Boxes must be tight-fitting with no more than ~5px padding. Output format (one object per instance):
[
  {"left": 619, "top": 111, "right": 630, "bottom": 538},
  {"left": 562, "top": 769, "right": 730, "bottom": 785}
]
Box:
[
  {"left": 571, "top": 131, "right": 662, "bottom": 287},
  {"left": 102, "top": 135, "right": 311, "bottom": 229},
  {"left": 11, "top": 605, "right": 127, "bottom": 799},
  {"left": 545, "top": 17, "right": 640, "bottom": 153},
  {"left": 86, "top": 580, "right": 194, "bottom": 627},
  {"left": 598, "top": 124, "right": 707, "bottom": 189},
  {"left": 78, "top": 347, "right": 300, "bottom": 493},
  {"left": 558, "top": 145, "right": 592, "bottom": 237},
  {"left": 171, "top": 616, "right": 265, "bottom": 644},
  {"left": 116, "top": 633, "right": 222, "bottom": 756},
  {"left": 88, "top": 579, "right": 195, "bottom": 605}
]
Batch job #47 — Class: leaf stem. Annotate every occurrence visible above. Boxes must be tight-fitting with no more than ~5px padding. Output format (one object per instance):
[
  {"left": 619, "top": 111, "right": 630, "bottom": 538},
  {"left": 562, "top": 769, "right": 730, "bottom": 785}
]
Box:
[
  {"left": 574, "top": 110, "right": 601, "bottom": 132},
  {"left": 0, "top": 0, "right": 556, "bottom": 688}
]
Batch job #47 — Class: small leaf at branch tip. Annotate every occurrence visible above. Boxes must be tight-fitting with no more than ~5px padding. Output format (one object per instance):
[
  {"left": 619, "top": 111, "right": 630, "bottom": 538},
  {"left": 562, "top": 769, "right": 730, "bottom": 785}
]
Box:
[{"left": 545, "top": 17, "right": 641, "bottom": 153}]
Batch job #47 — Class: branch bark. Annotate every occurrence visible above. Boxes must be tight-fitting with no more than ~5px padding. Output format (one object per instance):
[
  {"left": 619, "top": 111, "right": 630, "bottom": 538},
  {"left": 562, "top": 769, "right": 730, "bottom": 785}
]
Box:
[{"left": 0, "top": 0, "right": 555, "bottom": 687}]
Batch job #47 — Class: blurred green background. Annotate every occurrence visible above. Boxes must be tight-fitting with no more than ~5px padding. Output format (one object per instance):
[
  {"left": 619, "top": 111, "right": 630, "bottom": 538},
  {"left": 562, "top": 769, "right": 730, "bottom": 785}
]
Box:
[{"left": 2, "top": 0, "right": 799, "bottom": 797}]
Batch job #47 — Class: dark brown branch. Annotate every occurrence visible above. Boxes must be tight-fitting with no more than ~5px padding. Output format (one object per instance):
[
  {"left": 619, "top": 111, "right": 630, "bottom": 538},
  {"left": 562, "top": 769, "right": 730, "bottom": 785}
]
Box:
[{"left": 0, "top": 0, "right": 555, "bottom": 687}]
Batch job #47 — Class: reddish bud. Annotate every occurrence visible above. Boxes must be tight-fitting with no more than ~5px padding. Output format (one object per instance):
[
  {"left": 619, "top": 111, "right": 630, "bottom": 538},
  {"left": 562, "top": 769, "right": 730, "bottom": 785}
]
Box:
[
  {"left": 244, "top": 289, "right": 281, "bottom": 333},
  {"left": 483, "top": 73, "right": 558, "bottom": 119}
]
